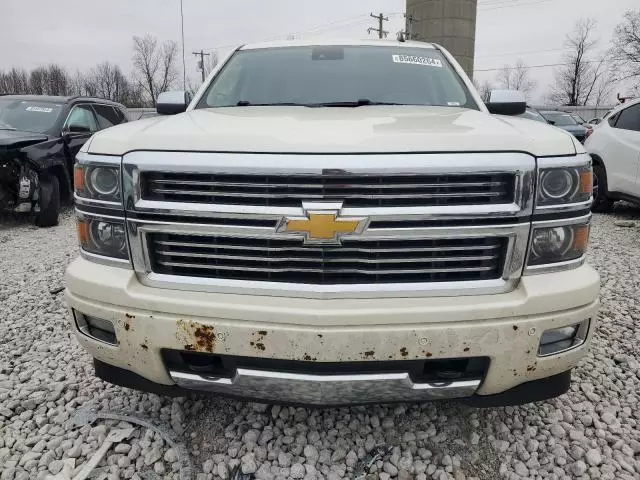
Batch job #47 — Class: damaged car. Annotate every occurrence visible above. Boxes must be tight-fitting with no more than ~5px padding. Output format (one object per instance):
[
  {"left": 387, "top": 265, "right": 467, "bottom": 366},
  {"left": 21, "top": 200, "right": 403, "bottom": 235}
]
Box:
[{"left": 0, "top": 95, "right": 127, "bottom": 226}]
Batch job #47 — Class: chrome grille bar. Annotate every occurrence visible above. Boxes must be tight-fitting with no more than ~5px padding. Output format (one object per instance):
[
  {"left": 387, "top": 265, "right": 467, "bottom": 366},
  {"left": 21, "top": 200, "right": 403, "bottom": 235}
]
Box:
[
  {"left": 155, "top": 261, "right": 496, "bottom": 275},
  {"left": 154, "top": 239, "right": 502, "bottom": 254},
  {"left": 149, "top": 178, "right": 506, "bottom": 189},
  {"left": 147, "top": 233, "right": 506, "bottom": 285},
  {"left": 149, "top": 188, "right": 508, "bottom": 199},
  {"left": 155, "top": 250, "right": 499, "bottom": 264},
  {"left": 142, "top": 171, "right": 515, "bottom": 208}
]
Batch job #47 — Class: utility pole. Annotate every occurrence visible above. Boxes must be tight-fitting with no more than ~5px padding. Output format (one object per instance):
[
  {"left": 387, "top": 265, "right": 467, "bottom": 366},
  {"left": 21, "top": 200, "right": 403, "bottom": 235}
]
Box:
[
  {"left": 368, "top": 12, "right": 389, "bottom": 39},
  {"left": 193, "top": 50, "right": 211, "bottom": 83},
  {"left": 180, "top": 0, "right": 186, "bottom": 90},
  {"left": 405, "top": 13, "right": 415, "bottom": 40}
]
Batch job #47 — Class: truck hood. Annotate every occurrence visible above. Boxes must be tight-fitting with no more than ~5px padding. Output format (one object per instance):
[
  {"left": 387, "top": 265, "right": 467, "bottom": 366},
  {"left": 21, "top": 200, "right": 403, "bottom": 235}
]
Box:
[
  {"left": 0, "top": 129, "right": 49, "bottom": 150},
  {"left": 88, "top": 106, "right": 577, "bottom": 157}
]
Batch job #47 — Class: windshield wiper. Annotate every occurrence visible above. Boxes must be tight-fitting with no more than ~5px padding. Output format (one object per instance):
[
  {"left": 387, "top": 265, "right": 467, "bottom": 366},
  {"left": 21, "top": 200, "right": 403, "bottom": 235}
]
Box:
[
  {"left": 234, "top": 99, "right": 405, "bottom": 107},
  {"left": 307, "top": 99, "right": 405, "bottom": 107},
  {"left": 235, "top": 101, "right": 306, "bottom": 106}
]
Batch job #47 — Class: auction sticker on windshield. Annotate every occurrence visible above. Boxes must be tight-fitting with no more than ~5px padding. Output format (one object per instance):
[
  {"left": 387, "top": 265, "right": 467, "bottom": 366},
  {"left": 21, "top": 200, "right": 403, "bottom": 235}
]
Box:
[
  {"left": 25, "top": 106, "right": 54, "bottom": 113},
  {"left": 392, "top": 55, "right": 443, "bottom": 67}
]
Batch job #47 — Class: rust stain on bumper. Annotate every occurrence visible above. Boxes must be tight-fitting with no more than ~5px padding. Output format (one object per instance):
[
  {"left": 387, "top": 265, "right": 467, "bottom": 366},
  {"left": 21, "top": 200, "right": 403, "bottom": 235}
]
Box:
[{"left": 176, "top": 319, "right": 217, "bottom": 353}]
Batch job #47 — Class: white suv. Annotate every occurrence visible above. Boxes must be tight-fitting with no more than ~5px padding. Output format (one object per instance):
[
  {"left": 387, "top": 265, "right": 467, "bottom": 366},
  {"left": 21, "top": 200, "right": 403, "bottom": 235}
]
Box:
[{"left": 585, "top": 98, "right": 640, "bottom": 211}]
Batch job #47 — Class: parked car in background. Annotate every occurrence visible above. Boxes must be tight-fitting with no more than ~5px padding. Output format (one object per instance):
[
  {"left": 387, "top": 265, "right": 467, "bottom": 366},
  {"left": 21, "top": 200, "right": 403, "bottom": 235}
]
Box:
[
  {"left": 540, "top": 110, "right": 589, "bottom": 143},
  {"left": 569, "top": 113, "right": 595, "bottom": 140},
  {"left": 0, "top": 95, "right": 128, "bottom": 226},
  {"left": 585, "top": 97, "right": 640, "bottom": 211},
  {"left": 137, "top": 111, "right": 158, "bottom": 120},
  {"left": 570, "top": 113, "right": 588, "bottom": 125},
  {"left": 518, "top": 106, "right": 549, "bottom": 123}
]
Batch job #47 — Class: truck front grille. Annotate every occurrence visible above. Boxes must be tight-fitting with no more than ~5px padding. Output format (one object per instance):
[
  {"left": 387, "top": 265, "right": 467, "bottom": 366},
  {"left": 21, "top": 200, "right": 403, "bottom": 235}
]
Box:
[
  {"left": 148, "top": 233, "right": 507, "bottom": 285},
  {"left": 141, "top": 172, "right": 515, "bottom": 208}
]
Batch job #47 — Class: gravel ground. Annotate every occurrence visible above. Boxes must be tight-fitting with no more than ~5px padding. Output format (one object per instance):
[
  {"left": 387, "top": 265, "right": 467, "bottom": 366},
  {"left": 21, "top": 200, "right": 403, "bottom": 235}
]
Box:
[{"left": 1, "top": 205, "right": 640, "bottom": 480}]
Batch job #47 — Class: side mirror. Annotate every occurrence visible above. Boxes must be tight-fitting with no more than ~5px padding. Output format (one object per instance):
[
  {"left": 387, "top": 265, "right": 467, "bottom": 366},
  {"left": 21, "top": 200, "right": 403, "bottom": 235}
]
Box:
[
  {"left": 156, "top": 91, "right": 192, "bottom": 115},
  {"left": 547, "top": 120, "right": 556, "bottom": 125},
  {"left": 67, "top": 124, "right": 91, "bottom": 134},
  {"left": 589, "top": 118, "right": 600, "bottom": 125},
  {"left": 485, "top": 90, "right": 526, "bottom": 116}
]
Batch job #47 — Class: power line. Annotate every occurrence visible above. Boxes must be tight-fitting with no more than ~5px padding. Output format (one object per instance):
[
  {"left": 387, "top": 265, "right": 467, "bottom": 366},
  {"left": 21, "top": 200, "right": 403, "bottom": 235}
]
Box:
[
  {"left": 479, "top": 0, "right": 557, "bottom": 11},
  {"left": 192, "top": 50, "right": 211, "bottom": 83},
  {"left": 368, "top": 12, "right": 389, "bottom": 39},
  {"left": 474, "top": 58, "right": 612, "bottom": 72},
  {"left": 477, "top": 47, "right": 569, "bottom": 59},
  {"left": 203, "top": 14, "right": 371, "bottom": 51}
]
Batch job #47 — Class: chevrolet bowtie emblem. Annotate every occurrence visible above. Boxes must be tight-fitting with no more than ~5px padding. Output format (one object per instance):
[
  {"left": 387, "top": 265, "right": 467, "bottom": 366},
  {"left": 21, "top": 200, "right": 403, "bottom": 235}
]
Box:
[{"left": 276, "top": 202, "right": 369, "bottom": 245}]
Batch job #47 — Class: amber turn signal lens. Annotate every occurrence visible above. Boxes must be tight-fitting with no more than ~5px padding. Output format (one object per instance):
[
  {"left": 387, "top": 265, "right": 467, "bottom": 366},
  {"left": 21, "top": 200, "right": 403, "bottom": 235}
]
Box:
[
  {"left": 573, "top": 224, "right": 590, "bottom": 252},
  {"left": 77, "top": 219, "right": 89, "bottom": 247},
  {"left": 74, "top": 165, "right": 85, "bottom": 193},
  {"left": 579, "top": 170, "right": 593, "bottom": 195}
]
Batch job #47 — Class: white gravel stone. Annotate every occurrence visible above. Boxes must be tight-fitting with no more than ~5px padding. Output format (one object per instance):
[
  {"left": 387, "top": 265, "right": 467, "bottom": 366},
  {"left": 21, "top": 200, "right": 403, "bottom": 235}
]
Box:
[
  {"left": 290, "top": 463, "right": 305, "bottom": 478},
  {"left": 586, "top": 448, "right": 603, "bottom": 466}
]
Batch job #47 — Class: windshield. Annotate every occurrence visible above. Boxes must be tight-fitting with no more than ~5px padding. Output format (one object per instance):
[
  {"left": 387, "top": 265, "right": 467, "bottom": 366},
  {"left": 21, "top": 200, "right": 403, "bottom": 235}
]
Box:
[
  {"left": 197, "top": 46, "right": 476, "bottom": 109},
  {"left": 571, "top": 114, "right": 586, "bottom": 124},
  {"left": 0, "top": 99, "right": 63, "bottom": 134},
  {"left": 519, "top": 109, "right": 547, "bottom": 123},
  {"left": 542, "top": 112, "right": 578, "bottom": 126}
]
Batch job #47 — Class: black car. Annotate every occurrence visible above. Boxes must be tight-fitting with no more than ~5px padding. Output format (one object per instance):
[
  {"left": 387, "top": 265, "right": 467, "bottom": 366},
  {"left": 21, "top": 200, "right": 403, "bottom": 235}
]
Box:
[
  {"left": 518, "top": 106, "right": 549, "bottom": 123},
  {"left": 539, "top": 110, "right": 589, "bottom": 143},
  {"left": 0, "top": 95, "right": 127, "bottom": 227}
]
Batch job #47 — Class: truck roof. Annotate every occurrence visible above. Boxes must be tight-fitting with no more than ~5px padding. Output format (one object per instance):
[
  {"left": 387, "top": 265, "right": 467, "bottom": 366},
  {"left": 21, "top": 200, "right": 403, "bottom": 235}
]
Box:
[{"left": 240, "top": 38, "right": 437, "bottom": 51}]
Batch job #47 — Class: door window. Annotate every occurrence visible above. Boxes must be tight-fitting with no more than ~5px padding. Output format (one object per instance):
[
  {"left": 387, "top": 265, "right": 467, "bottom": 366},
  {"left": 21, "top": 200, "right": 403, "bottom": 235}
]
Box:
[
  {"left": 113, "top": 107, "right": 128, "bottom": 124},
  {"left": 64, "top": 105, "right": 98, "bottom": 132},
  {"left": 613, "top": 104, "right": 640, "bottom": 132},
  {"left": 92, "top": 104, "right": 125, "bottom": 129}
]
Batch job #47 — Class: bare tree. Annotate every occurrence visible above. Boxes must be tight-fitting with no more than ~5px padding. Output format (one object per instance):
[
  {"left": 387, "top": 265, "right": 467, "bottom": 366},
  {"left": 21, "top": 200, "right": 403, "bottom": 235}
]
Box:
[
  {"left": 547, "top": 19, "right": 608, "bottom": 106},
  {"left": 85, "top": 62, "right": 132, "bottom": 103},
  {"left": 68, "top": 71, "right": 88, "bottom": 96},
  {"left": 592, "top": 69, "right": 617, "bottom": 107},
  {"left": 27, "top": 64, "right": 69, "bottom": 96},
  {"left": 28, "top": 67, "right": 47, "bottom": 95},
  {"left": 132, "top": 35, "right": 179, "bottom": 105},
  {"left": 0, "top": 68, "right": 29, "bottom": 94},
  {"left": 495, "top": 59, "right": 537, "bottom": 99},
  {"left": 473, "top": 78, "right": 494, "bottom": 102},
  {"left": 611, "top": 9, "right": 640, "bottom": 84},
  {"left": 120, "top": 79, "right": 146, "bottom": 108},
  {"left": 46, "top": 64, "right": 69, "bottom": 95}
]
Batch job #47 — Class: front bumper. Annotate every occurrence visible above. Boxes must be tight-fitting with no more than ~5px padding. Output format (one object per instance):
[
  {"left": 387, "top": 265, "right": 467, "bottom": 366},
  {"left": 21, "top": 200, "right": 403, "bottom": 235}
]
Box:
[{"left": 65, "top": 257, "right": 600, "bottom": 405}]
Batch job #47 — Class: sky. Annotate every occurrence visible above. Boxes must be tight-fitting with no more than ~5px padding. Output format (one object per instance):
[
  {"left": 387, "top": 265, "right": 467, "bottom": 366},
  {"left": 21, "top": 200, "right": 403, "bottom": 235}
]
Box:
[{"left": 1, "top": 0, "right": 637, "bottom": 104}]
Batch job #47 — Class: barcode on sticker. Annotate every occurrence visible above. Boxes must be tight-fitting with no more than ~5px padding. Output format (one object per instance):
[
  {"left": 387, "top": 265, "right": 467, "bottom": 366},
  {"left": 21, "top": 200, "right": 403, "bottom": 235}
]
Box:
[{"left": 392, "top": 55, "right": 443, "bottom": 67}]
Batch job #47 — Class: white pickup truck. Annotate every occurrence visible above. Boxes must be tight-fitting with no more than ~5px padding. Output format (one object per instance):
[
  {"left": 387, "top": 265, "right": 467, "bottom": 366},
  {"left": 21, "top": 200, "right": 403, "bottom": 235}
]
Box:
[{"left": 65, "top": 40, "right": 599, "bottom": 406}]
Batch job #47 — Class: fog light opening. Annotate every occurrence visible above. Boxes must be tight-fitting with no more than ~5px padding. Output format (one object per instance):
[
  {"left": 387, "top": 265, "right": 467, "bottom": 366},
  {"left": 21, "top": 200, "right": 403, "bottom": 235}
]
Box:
[
  {"left": 538, "top": 319, "right": 590, "bottom": 357},
  {"left": 74, "top": 311, "right": 118, "bottom": 346}
]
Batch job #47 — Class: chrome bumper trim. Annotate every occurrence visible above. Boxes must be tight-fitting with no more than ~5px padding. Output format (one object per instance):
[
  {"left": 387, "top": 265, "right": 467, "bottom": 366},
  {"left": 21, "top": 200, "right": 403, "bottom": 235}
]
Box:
[{"left": 169, "top": 368, "right": 481, "bottom": 405}]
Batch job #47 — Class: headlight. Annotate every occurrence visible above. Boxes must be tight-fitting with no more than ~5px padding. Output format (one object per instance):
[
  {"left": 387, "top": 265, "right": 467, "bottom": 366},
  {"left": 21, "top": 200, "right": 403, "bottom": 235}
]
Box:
[
  {"left": 537, "top": 165, "right": 592, "bottom": 207},
  {"left": 77, "top": 216, "right": 128, "bottom": 260},
  {"left": 75, "top": 164, "right": 121, "bottom": 203},
  {"left": 527, "top": 222, "right": 589, "bottom": 267}
]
